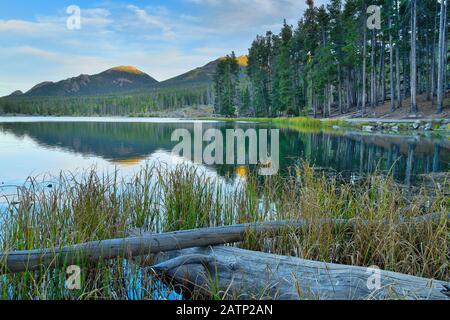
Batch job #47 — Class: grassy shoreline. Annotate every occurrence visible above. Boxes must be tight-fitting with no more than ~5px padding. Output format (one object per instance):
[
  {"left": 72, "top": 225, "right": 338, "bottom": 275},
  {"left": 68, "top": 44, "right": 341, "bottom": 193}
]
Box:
[
  {"left": 1, "top": 114, "right": 448, "bottom": 132},
  {"left": 198, "top": 116, "right": 349, "bottom": 130},
  {"left": 197, "top": 115, "right": 450, "bottom": 135},
  {"left": 0, "top": 163, "right": 448, "bottom": 299}
]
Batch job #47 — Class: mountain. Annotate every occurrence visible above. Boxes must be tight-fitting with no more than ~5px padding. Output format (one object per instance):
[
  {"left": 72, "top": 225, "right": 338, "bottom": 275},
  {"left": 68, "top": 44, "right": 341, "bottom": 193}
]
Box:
[
  {"left": 8, "top": 90, "right": 23, "bottom": 97},
  {"left": 7, "top": 55, "right": 248, "bottom": 98},
  {"left": 160, "top": 55, "right": 248, "bottom": 87},
  {"left": 159, "top": 60, "right": 218, "bottom": 87},
  {"left": 23, "top": 66, "right": 158, "bottom": 97}
]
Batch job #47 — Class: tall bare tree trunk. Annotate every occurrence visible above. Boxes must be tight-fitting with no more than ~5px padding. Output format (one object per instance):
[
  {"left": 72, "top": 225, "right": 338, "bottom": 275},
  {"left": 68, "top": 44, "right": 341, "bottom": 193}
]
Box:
[
  {"left": 395, "top": 0, "right": 402, "bottom": 109},
  {"left": 430, "top": 8, "right": 438, "bottom": 104},
  {"left": 437, "top": 0, "right": 447, "bottom": 113},
  {"left": 328, "top": 84, "right": 332, "bottom": 117},
  {"left": 445, "top": 9, "right": 448, "bottom": 91},
  {"left": 423, "top": 32, "right": 430, "bottom": 99},
  {"left": 311, "top": 79, "right": 316, "bottom": 117},
  {"left": 380, "top": 38, "right": 386, "bottom": 103},
  {"left": 389, "top": 15, "right": 396, "bottom": 112},
  {"left": 338, "top": 65, "right": 343, "bottom": 114},
  {"left": 410, "top": 0, "right": 418, "bottom": 113},
  {"left": 346, "top": 68, "right": 351, "bottom": 112},
  {"left": 362, "top": 1, "right": 367, "bottom": 115},
  {"left": 371, "top": 30, "right": 377, "bottom": 109}
]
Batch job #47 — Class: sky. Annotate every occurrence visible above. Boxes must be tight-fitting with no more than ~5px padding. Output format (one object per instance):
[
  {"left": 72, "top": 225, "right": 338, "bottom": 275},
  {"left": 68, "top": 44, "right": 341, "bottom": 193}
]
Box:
[{"left": 0, "top": 0, "right": 327, "bottom": 96}]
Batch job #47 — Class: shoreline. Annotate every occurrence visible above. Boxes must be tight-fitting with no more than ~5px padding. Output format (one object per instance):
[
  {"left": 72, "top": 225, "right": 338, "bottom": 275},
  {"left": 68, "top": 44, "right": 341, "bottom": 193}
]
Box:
[{"left": 1, "top": 114, "right": 449, "bottom": 135}]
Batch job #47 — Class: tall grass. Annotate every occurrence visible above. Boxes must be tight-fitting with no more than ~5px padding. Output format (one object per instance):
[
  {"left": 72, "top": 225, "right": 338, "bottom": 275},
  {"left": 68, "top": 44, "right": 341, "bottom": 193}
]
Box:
[
  {"left": 0, "top": 162, "right": 448, "bottom": 299},
  {"left": 271, "top": 117, "right": 347, "bottom": 130},
  {"left": 200, "top": 116, "right": 350, "bottom": 131},
  {"left": 243, "top": 164, "right": 449, "bottom": 280}
]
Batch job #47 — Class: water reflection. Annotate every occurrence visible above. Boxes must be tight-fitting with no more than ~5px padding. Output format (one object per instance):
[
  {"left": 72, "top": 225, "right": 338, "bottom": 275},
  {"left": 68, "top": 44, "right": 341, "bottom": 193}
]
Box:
[{"left": 0, "top": 119, "right": 448, "bottom": 186}]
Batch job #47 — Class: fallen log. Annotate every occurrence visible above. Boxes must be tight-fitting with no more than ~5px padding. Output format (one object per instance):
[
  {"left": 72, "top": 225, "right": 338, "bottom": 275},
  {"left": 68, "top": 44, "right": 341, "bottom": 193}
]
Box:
[
  {"left": 150, "top": 246, "right": 450, "bottom": 300},
  {"left": 1, "top": 213, "right": 448, "bottom": 274},
  {"left": 0, "top": 220, "right": 320, "bottom": 273}
]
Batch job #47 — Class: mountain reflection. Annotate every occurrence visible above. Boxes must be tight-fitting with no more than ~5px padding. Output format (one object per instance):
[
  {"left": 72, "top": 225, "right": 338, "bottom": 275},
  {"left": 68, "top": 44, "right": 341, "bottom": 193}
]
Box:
[{"left": 0, "top": 120, "right": 448, "bottom": 183}]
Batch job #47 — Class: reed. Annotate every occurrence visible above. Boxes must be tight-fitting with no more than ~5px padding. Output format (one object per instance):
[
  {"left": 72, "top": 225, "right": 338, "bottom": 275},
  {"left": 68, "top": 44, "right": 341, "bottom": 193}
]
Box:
[
  {"left": 199, "top": 116, "right": 350, "bottom": 131},
  {"left": 0, "top": 162, "right": 448, "bottom": 299}
]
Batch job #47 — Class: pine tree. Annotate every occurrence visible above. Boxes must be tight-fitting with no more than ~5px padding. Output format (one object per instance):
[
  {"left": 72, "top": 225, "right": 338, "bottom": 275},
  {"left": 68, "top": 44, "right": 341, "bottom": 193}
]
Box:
[
  {"left": 213, "top": 53, "right": 240, "bottom": 117},
  {"left": 216, "top": 0, "right": 448, "bottom": 118}
]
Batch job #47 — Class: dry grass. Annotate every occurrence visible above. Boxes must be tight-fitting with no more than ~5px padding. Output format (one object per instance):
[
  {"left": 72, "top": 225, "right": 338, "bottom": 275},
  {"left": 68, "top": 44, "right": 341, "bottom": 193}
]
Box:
[{"left": 0, "top": 162, "right": 448, "bottom": 299}]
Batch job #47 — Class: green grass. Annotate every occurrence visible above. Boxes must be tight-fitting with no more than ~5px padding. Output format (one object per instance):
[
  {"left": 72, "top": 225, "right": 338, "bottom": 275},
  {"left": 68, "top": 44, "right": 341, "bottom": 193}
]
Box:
[
  {"left": 271, "top": 117, "right": 348, "bottom": 130},
  {"left": 0, "top": 163, "right": 448, "bottom": 299},
  {"left": 199, "top": 116, "right": 351, "bottom": 131}
]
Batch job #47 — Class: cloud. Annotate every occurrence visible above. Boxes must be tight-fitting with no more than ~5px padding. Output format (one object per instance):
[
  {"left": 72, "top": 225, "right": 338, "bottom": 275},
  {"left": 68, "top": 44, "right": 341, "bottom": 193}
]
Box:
[
  {"left": 0, "top": 7, "right": 112, "bottom": 38},
  {"left": 0, "top": 19, "right": 57, "bottom": 35},
  {"left": 185, "top": 0, "right": 327, "bottom": 33},
  {"left": 0, "top": 1, "right": 331, "bottom": 96},
  {"left": 126, "top": 5, "right": 175, "bottom": 39},
  {"left": 80, "top": 8, "right": 113, "bottom": 28},
  {"left": 0, "top": 46, "right": 114, "bottom": 92},
  {"left": 13, "top": 46, "right": 61, "bottom": 60}
]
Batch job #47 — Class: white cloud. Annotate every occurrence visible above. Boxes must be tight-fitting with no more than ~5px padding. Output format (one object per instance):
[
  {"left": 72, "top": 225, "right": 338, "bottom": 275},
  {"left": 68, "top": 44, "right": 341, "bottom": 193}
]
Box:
[
  {"left": 0, "top": 19, "right": 57, "bottom": 35},
  {"left": 80, "top": 8, "right": 113, "bottom": 28},
  {"left": 0, "top": 1, "right": 331, "bottom": 96},
  {"left": 13, "top": 46, "right": 61, "bottom": 60},
  {"left": 126, "top": 5, "right": 175, "bottom": 39},
  {"left": 0, "top": 46, "right": 114, "bottom": 92},
  {"left": 184, "top": 0, "right": 327, "bottom": 33},
  {"left": 0, "top": 7, "right": 112, "bottom": 38}
]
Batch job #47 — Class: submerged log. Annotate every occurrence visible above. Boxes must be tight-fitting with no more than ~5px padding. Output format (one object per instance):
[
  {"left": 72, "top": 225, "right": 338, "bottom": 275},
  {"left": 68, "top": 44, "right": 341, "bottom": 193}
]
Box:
[
  {"left": 151, "top": 246, "right": 450, "bottom": 300},
  {"left": 1, "top": 213, "right": 448, "bottom": 274}
]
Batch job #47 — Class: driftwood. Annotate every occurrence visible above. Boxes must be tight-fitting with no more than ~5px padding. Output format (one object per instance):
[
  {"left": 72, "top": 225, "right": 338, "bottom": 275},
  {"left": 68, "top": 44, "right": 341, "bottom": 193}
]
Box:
[
  {"left": 0, "top": 213, "right": 448, "bottom": 300},
  {"left": 0, "top": 220, "right": 325, "bottom": 273},
  {"left": 151, "top": 246, "right": 450, "bottom": 300},
  {"left": 1, "top": 213, "right": 448, "bottom": 275}
]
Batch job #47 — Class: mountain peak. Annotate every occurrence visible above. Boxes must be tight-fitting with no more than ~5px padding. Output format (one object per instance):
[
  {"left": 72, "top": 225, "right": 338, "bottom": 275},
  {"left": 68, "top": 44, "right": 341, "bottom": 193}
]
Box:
[
  {"left": 8, "top": 90, "right": 24, "bottom": 97},
  {"left": 23, "top": 66, "right": 157, "bottom": 97},
  {"left": 107, "top": 66, "right": 146, "bottom": 75}
]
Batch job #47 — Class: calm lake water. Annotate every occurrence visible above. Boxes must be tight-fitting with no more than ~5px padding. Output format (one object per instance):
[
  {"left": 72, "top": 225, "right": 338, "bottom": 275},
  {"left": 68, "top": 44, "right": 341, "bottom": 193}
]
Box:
[
  {"left": 0, "top": 117, "right": 448, "bottom": 202},
  {"left": 0, "top": 116, "right": 448, "bottom": 299}
]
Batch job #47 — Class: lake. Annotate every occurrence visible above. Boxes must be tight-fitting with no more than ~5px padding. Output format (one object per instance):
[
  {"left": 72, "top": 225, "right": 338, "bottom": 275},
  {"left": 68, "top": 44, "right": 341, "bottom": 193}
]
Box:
[
  {"left": 0, "top": 116, "right": 448, "bottom": 300},
  {"left": 0, "top": 117, "right": 449, "bottom": 203}
]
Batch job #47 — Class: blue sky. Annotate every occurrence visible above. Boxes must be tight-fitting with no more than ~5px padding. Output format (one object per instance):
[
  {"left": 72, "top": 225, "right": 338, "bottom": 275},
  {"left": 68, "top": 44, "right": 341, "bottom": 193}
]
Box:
[{"left": 0, "top": 0, "right": 327, "bottom": 96}]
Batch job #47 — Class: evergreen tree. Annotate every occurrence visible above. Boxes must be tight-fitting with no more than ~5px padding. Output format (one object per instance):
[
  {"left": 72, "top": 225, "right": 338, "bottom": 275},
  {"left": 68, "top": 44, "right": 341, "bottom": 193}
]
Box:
[
  {"left": 215, "top": 0, "right": 449, "bottom": 118},
  {"left": 213, "top": 52, "right": 240, "bottom": 117}
]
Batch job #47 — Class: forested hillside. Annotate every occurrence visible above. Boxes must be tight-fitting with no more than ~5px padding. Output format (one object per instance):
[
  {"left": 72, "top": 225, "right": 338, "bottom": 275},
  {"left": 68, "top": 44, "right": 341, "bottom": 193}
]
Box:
[
  {"left": 161, "top": 55, "right": 247, "bottom": 88},
  {"left": 214, "top": 0, "right": 449, "bottom": 117},
  {"left": 22, "top": 66, "right": 158, "bottom": 97},
  {"left": 1, "top": 0, "right": 447, "bottom": 118},
  {"left": 0, "top": 58, "right": 222, "bottom": 116},
  {"left": 0, "top": 85, "right": 212, "bottom": 116}
]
